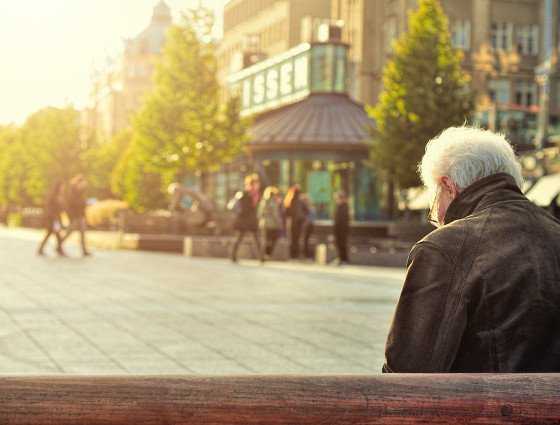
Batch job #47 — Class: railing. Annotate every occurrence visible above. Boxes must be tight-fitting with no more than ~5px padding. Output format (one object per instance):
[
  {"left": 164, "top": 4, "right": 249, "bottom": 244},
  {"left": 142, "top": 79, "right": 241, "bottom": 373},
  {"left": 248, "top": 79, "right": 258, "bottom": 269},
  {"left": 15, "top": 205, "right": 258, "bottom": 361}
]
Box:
[{"left": 1, "top": 374, "right": 559, "bottom": 424}]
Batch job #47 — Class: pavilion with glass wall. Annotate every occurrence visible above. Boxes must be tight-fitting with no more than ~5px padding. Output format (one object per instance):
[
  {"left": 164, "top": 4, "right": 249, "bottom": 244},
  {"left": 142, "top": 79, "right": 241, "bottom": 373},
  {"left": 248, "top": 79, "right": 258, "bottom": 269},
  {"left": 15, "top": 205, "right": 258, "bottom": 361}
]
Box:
[{"left": 202, "top": 40, "right": 382, "bottom": 221}]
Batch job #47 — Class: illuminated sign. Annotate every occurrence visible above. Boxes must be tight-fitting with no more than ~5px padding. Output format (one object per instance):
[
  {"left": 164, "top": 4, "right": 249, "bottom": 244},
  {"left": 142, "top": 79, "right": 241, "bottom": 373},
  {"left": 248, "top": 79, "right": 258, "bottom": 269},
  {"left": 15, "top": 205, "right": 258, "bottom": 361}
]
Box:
[{"left": 228, "top": 43, "right": 347, "bottom": 117}]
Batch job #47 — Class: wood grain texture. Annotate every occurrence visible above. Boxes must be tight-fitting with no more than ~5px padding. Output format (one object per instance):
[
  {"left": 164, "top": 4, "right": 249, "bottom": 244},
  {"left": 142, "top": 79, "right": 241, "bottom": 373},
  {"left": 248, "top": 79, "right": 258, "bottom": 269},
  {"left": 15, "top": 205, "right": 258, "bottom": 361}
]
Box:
[{"left": 1, "top": 374, "right": 559, "bottom": 424}]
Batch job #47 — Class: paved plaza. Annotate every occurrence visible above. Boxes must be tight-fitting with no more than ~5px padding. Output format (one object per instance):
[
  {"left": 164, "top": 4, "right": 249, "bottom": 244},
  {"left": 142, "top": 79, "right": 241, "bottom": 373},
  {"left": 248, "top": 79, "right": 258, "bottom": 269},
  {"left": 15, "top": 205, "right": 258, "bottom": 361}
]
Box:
[{"left": 0, "top": 226, "right": 405, "bottom": 374}]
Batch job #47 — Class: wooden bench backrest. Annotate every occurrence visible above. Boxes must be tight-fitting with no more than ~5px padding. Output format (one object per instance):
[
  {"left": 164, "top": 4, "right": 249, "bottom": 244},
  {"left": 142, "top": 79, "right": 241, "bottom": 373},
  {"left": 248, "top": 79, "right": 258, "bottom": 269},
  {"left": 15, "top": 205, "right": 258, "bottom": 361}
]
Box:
[{"left": 2, "top": 374, "right": 559, "bottom": 424}]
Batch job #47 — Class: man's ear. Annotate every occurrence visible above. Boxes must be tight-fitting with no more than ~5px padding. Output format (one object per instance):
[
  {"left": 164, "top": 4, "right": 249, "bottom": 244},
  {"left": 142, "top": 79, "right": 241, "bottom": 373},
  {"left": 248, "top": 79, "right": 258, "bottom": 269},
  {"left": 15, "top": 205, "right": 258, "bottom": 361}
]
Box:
[{"left": 440, "top": 176, "right": 458, "bottom": 199}]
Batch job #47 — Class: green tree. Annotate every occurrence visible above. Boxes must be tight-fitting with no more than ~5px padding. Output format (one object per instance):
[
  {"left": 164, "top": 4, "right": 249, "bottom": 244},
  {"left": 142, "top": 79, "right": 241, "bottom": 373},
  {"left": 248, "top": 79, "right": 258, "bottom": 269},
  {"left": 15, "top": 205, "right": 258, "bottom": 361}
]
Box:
[
  {"left": 110, "top": 133, "right": 167, "bottom": 212},
  {"left": 366, "top": 0, "right": 474, "bottom": 216},
  {"left": 0, "top": 107, "right": 85, "bottom": 208},
  {"left": 20, "top": 107, "right": 85, "bottom": 205},
  {"left": 82, "top": 128, "right": 132, "bottom": 200},
  {"left": 132, "top": 3, "right": 248, "bottom": 203},
  {"left": 0, "top": 125, "right": 29, "bottom": 207}
]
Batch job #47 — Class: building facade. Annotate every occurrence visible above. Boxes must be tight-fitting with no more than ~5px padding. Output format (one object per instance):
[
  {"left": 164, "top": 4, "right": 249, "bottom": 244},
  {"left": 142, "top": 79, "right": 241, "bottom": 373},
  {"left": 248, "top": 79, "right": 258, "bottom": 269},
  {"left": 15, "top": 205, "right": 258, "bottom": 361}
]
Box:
[
  {"left": 213, "top": 0, "right": 560, "bottom": 221},
  {"left": 332, "top": 0, "right": 560, "bottom": 147},
  {"left": 82, "top": 1, "right": 560, "bottom": 219},
  {"left": 85, "top": 1, "right": 172, "bottom": 141},
  {"left": 218, "top": 0, "right": 332, "bottom": 86},
  {"left": 213, "top": 0, "right": 385, "bottom": 221}
]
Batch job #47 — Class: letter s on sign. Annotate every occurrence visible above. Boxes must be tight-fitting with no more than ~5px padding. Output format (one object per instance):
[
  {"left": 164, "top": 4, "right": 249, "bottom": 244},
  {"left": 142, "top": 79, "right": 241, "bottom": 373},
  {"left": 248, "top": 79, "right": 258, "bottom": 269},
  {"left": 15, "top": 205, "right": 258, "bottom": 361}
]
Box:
[
  {"left": 253, "top": 74, "right": 265, "bottom": 104},
  {"left": 266, "top": 69, "right": 278, "bottom": 100}
]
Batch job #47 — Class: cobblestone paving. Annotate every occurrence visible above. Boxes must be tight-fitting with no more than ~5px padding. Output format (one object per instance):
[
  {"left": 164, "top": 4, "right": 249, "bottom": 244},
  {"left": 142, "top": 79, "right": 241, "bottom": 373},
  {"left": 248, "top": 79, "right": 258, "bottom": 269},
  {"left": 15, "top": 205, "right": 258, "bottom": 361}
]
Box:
[{"left": 0, "top": 227, "right": 405, "bottom": 374}]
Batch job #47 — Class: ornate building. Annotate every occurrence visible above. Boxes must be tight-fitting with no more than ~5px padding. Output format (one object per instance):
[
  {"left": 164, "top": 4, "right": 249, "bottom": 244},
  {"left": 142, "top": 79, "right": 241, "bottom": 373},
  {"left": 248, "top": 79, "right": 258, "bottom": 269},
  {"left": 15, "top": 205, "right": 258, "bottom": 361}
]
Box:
[
  {"left": 332, "top": 0, "right": 560, "bottom": 147},
  {"left": 84, "top": 1, "right": 172, "bottom": 141}
]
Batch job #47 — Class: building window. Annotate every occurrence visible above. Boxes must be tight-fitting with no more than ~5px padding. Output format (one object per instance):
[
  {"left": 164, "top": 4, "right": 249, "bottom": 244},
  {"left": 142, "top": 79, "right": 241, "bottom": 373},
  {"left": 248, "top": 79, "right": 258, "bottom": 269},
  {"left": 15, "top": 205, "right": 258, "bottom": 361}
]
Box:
[
  {"left": 243, "top": 34, "right": 260, "bottom": 52},
  {"left": 491, "top": 22, "right": 513, "bottom": 52},
  {"left": 385, "top": 17, "right": 397, "bottom": 53},
  {"left": 515, "top": 80, "right": 537, "bottom": 106},
  {"left": 451, "top": 19, "right": 471, "bottom": 50},
  {"left": 489, "top": 79, "right": 511, "bottom": 103},
  {"left": 139, "top": 39, "right": 148, "bottom": 54},
  {"left": 516, "top": 25, "right": 539, "bottom": 55}
]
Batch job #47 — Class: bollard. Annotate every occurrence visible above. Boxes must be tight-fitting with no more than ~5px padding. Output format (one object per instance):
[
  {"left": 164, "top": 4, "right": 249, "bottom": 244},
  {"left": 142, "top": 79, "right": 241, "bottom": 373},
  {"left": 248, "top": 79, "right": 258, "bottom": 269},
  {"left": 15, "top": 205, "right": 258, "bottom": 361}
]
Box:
[
  {"left": 315, "top": 243, "right": 327, "bottom": 265},
  {"left": 183, "top": 237, "right": 193, "bottom": 257}
]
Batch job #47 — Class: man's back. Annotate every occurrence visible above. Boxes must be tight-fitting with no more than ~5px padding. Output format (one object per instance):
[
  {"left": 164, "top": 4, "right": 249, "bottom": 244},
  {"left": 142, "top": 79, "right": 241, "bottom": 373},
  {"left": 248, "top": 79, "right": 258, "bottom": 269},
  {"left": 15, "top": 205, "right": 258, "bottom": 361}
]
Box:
[
  {"left": 444, "top": 188, "right": 560, "bottom": 372},
  {"left": 384, "top": 173, "right": 560, "bottom": 372}
]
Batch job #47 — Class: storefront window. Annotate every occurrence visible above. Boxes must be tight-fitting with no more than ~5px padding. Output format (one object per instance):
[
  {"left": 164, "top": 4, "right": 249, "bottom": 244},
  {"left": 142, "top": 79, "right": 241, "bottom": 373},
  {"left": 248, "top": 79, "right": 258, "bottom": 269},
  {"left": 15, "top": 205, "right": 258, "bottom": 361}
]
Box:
[
  {"left": 354, "top": 165, "right": 382, "bottom": 220},
  {"left": 260, "top": 160, "right": 281, "bottom": 188},
  {"left": 311, "top": 45, "right": 331, "bottom": 92},
  {"left": 335, "top": 46, "right": 346, "bottom": 92},
  {"left": 307, "top": 169, "right": 330, "bottom": 218},
  {"left": 310, "top": 45, "right": 346, "bottom": 93},
  {"left": 204, "top": 156, "right": 382, "bottom": 221},
  {"left": 214, "top": 173, "right": 227, "bottom": 210}
]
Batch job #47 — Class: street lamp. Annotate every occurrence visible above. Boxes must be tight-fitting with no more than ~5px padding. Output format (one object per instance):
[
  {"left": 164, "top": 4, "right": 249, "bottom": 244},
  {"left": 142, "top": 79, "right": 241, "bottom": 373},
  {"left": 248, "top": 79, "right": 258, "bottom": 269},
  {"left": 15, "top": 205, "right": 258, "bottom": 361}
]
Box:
[
  {"left": 535, "top": 71, "right": 549, "bottom": 151},
  {"left": 533, "top": 0, "right": 552, "bottom": 165}
]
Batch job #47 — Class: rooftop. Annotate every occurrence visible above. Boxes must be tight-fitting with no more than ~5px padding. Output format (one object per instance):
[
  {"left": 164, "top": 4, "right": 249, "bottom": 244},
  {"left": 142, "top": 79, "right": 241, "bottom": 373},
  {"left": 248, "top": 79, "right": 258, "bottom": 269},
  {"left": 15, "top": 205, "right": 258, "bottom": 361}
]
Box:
[{"left": 247, "top": 93, "right": 375, "bottom": 150}]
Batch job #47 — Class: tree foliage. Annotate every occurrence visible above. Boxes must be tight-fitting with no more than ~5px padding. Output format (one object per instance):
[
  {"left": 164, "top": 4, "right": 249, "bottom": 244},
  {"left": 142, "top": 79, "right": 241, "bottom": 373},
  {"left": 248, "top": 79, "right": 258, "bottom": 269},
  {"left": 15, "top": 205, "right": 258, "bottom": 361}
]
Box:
[
  {"left": 22, "top": 107, "right": 85, "bottom": 203},
  {"left": 110, "top": 131, "right": 167, "bottom": 212},
  {"left": 366, "top": 0, "right": 474, "bottom": 190},
  {"left": 82, "top": 128, "right": 131, "bottom": 200},
  {"left": 0, "top": 125, "right": 27, "bottom": 206},
  {"left": 0, "top": 4, "right": 250, "bottom": 214},
  {"left": 0, "top": 107, "right": 85, "bottom": 207},
  {"left": 132, "top": 4, "right": 248, "bottom": 195}
]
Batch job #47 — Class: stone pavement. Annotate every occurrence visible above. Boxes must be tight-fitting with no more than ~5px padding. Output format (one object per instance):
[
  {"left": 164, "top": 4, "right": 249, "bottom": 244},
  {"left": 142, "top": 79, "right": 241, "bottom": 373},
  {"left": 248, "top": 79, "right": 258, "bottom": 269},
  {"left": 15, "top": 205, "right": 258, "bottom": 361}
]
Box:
[{"left": 0, "top": 226, "right": 405, "bottom": 375}]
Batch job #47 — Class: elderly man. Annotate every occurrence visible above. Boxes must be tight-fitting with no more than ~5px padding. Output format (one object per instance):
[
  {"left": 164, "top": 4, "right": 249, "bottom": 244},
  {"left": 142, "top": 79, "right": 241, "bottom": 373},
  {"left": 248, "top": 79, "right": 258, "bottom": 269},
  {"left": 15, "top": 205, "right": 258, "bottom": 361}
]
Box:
[{"left": 383, "top": 126, "right": 560, "bottom": 373}]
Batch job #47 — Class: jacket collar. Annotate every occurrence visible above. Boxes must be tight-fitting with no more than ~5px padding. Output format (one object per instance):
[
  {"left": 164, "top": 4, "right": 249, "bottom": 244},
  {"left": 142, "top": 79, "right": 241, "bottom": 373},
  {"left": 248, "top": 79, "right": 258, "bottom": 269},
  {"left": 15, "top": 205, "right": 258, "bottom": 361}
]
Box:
[{"left": 443, "top": 173, "right": 524, "bottom": 225}]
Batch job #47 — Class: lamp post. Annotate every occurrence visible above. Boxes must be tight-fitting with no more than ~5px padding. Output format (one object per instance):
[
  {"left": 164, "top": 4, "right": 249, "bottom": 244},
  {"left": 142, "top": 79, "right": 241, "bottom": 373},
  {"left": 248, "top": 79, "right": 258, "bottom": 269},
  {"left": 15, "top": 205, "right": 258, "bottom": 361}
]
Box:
[
  {"left": 534, "top": 0, "right": 552, "bottom": 153},
  {"left": 535, "top": 71, "right": 549, "bottom": 150}
]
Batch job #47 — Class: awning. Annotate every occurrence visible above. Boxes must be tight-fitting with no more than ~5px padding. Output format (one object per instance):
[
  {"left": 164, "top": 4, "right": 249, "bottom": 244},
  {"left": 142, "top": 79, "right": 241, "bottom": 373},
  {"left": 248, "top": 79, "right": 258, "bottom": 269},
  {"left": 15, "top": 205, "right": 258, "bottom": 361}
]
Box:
[
  {"left": 247, "top": 93, "right": 374, "bottom": 151},
  {"left": 525, "top": 174, "right": 560, "bottom": 206}
]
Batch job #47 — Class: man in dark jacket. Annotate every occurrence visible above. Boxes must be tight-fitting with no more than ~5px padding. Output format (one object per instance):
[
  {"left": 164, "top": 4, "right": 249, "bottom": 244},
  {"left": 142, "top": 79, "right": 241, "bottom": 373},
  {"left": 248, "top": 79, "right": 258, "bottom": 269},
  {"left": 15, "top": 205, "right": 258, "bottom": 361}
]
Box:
[
  {"left": 383, "top": 126, "right": 560, "bottom": 373},
  {"left": 334, "top": 191, "right": 349, "bottom": 265}
]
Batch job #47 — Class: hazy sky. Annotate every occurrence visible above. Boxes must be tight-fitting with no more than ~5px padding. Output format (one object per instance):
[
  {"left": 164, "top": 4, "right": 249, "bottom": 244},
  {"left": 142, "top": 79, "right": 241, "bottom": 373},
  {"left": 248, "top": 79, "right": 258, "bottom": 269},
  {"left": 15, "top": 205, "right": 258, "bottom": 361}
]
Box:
[{"left": 0, "top": 0, "right": 226, "bottom": 126}]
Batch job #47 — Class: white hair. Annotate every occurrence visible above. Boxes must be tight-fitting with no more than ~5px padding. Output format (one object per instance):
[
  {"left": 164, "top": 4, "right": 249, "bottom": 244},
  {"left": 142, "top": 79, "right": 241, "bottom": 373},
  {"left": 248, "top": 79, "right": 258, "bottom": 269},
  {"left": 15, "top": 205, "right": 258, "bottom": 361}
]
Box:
[{"left": 419, "top": 126, "right": 524, "bottom": 195}]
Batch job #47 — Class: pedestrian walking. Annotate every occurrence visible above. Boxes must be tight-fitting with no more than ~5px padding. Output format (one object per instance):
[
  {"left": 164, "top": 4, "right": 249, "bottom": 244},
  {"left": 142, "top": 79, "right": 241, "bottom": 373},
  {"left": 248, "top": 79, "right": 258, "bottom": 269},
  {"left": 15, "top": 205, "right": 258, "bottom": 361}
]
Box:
[
  {"left": 257, "top": 186, "right": 283, "bottom": 260},
  {"left": 229, "top": 173, "right": 264, "bottom": 263},
  {"left": 333, "top": 190, "right": 349, "bottom": 265},
  {"left": 283, "top": 185, "right": 308, "bottom": 261},
  {"left": 37, "top": 179, "right": 66, "bottom": 257},
  {"left": 60, "top": 174, "right": 91, "bottom": 256},
  {"left": 300, "top": 193, "right": 316, "bottom": 260}
]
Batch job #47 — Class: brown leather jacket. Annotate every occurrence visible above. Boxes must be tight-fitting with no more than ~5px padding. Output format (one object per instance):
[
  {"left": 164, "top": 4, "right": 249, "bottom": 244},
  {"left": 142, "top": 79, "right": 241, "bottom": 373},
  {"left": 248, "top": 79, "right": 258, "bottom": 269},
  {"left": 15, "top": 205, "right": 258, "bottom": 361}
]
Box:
[{"left": 383, "top": 173, "right": 560, "bottom": 372}]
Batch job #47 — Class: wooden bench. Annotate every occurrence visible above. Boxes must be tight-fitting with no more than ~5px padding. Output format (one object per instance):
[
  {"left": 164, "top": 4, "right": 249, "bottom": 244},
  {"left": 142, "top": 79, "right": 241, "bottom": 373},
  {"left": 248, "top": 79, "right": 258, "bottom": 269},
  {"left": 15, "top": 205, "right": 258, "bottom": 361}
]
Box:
[{"left": 1, "top": 374, "right": 558, "bottom": 424}]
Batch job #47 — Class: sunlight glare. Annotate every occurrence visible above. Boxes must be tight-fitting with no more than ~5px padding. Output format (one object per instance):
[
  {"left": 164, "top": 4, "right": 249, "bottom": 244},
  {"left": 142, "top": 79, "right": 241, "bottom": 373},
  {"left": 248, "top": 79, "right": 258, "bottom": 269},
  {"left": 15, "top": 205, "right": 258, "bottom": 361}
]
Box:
[{"left": 0, "top": 0, "right": 225, "bottom": 126}]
